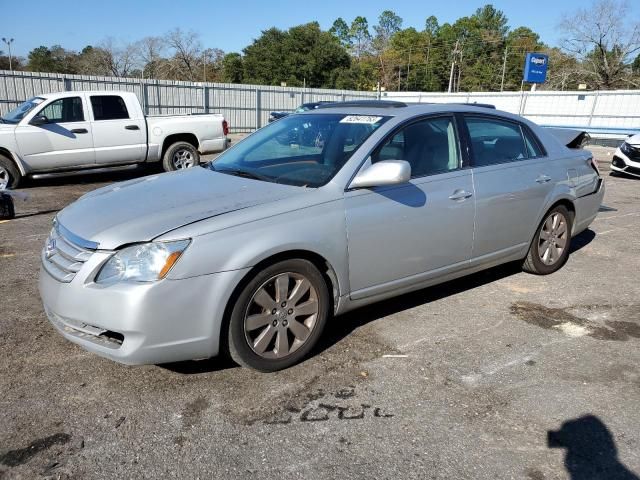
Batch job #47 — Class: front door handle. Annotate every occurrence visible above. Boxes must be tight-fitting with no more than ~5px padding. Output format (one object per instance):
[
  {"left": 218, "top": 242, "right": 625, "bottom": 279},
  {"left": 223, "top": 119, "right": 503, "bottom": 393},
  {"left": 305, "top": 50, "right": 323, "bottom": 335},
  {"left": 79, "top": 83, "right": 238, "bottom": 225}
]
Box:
[
  {"left": 71, "top": 128, "right": 88, "bottom": 134},
  {"left": 125, "top": 125, "right": 140, "bottom": 130},
  {"left": 536, "top": 175, "right": 551, "bottom": 183},
  {"left": 449, "top": 190, "right": 473, "bottom": 201}
]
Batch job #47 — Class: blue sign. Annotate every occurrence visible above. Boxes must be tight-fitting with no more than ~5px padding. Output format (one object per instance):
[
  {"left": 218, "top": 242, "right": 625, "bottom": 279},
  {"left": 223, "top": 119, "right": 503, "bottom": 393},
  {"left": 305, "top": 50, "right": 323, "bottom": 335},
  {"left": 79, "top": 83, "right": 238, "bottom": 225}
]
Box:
[{"left": 523, "top": 53, "right": 548, "bottom": 83}]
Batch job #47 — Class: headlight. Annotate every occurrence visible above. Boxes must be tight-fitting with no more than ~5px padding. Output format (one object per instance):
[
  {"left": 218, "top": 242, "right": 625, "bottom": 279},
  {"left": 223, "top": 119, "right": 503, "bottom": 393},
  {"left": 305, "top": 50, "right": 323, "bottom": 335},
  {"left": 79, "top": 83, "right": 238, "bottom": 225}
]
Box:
[
  {"left": 95, "top": 239, "right": 190, "bottom": 284},
  {"left": 620, "top": 142, "right": 630, "bottom": 154}
]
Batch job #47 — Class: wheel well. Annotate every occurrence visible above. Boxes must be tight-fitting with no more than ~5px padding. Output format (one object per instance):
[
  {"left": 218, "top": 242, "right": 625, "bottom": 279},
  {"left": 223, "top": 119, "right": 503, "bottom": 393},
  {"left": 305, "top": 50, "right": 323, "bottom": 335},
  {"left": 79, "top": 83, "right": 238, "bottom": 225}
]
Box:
[
  {"left": 548, "top": 199, "right": 576, "bottom": 222},
  {"left": 161, "top": 133, "right": 199, "bottom": 158},
  {"left": 0, "top": 148, "right": 23, "bottom": 175},
  {"left": 220, "top": 250, "right": 340, "bottom": 353}
]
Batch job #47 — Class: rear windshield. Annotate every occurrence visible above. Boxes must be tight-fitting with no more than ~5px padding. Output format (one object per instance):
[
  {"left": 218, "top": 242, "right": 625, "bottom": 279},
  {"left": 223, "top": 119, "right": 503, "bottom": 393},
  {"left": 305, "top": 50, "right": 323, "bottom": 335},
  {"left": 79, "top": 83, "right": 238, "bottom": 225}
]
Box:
[{"left": 211, "top": 113, "right": 389, "bottom": 187}]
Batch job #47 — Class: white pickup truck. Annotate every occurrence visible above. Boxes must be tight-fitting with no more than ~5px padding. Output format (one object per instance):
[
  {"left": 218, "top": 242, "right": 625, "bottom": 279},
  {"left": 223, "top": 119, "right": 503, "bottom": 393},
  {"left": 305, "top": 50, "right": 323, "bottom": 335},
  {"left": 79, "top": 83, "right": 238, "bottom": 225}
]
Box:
[{"left": 0, "top": 91, "right": 229, "bottom": 189}]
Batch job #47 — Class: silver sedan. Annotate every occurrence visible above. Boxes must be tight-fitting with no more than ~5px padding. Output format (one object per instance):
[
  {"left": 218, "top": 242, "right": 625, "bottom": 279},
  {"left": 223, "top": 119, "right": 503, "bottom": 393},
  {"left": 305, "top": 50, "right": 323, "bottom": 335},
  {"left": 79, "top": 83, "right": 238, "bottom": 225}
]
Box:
[{"left": 39, "top": 103, "right": 604, "bottom": 371}]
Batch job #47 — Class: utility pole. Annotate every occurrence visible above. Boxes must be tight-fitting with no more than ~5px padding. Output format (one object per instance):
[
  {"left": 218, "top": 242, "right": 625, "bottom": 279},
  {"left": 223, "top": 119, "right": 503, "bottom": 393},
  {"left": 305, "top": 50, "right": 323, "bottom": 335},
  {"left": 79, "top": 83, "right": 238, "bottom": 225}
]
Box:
[
  {"left": 425, "top": 37, "right": 431, "bottom": 89},
  {"left": 500, "top": 46, "right": 508, "bottom": 92},
  {"left": 2, "top": 38, "right": 14, "bottom": 71},
  {"left": 202, "top": 51, "right": 206, "bottom": 83},
  {"left": 406, "top": 47, "right": 411, "bottom": 91},
  {"left": 447, "top": 39, "right": 460, "bottom": 93}
]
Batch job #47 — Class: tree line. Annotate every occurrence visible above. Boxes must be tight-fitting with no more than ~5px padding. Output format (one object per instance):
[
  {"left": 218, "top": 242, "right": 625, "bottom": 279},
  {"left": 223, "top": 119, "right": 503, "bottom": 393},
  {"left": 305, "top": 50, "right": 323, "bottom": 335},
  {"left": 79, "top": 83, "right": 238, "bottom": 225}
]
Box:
[{"left": 1, "top": 1, "right": 638, "bottom": 92}]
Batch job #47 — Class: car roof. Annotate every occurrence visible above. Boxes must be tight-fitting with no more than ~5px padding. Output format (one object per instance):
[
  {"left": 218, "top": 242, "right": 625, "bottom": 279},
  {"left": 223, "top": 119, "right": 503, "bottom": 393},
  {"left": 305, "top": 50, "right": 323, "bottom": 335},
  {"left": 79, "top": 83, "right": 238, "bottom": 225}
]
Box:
[
  {"left": 39, "top": 91, "right": 133, "bottom": 100},
  {"left": 300, "top": 102, "right": 533, "bottom": 125}
]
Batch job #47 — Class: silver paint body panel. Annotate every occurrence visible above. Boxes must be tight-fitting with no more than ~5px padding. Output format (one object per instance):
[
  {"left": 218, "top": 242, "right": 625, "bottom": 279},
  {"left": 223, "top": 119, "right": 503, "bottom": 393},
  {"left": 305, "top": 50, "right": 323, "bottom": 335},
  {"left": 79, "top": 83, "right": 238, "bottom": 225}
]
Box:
[{"left": 39, "top": 104, "right": 605, "bottom": 364}]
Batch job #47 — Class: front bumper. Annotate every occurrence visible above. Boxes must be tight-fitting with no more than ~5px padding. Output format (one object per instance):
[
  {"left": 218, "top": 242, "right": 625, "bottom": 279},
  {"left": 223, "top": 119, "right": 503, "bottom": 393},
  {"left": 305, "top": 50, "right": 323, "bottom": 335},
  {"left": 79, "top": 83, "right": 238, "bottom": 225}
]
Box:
[
  {"left": 39, "top": 263, "right": 250, "bottom": 365},
  {"left": 611, "top": 148, "right": 640, "bottom": 178}
]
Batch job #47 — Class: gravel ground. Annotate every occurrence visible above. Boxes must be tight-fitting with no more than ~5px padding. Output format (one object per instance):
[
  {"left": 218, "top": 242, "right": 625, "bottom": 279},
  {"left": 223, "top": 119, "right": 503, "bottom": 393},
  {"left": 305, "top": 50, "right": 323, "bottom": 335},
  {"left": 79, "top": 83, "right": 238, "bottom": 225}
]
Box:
[{"left": 0, "top": 147, "right": 639, "bottom": 479}]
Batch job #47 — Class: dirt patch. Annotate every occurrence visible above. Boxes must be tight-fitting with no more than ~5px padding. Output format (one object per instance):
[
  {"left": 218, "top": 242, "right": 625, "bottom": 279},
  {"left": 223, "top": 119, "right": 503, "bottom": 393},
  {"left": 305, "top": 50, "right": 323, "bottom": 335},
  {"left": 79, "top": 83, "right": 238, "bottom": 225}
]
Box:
[{"left": 510, "top": 302, "right": 640, "bottom": 341}]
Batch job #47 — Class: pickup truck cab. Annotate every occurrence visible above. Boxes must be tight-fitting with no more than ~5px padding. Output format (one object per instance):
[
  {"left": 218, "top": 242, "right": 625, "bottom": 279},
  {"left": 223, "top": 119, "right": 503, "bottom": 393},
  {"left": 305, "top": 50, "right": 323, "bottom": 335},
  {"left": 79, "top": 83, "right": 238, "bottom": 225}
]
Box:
[{"left": 0, "top": 91, "right": 229, "bottom": 189}]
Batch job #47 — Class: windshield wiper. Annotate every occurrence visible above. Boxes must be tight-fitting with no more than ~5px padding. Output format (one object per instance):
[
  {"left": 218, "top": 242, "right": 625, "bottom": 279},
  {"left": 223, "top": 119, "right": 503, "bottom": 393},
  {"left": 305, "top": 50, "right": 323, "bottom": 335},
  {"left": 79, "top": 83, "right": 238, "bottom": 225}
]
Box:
[{"left": 212, "top": 166, "right": 274, "bottom": 182}]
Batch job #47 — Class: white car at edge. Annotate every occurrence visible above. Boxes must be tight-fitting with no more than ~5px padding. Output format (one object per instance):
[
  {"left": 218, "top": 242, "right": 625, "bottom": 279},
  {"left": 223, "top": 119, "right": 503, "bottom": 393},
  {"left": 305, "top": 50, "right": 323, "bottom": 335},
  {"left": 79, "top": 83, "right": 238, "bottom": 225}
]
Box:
[{"left": 612, "top": 133, "right": 640, "bottom": 178}]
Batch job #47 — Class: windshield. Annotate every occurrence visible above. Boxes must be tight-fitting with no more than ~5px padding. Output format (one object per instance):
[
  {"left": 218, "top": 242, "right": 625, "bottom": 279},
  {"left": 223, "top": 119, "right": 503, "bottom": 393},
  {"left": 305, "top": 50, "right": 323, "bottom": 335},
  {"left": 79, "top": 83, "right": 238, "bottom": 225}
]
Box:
[
  {"left": 1, "top": 97, "right": 46, "bottom": 124},
  {"left": 211, "top": 113, "right": 389, "bottom": 187}
]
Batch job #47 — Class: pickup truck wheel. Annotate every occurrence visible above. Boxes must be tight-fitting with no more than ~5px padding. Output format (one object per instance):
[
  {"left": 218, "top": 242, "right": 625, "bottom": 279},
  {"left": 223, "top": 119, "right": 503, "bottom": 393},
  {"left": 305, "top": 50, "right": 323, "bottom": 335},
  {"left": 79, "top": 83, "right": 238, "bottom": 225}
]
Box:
[
  {"left": 0, "top": 155, "right": 21, "bottom": 190},
  {"left": 522, "top": 205, "right": 573, "bottom": 275},
  {"left": 227, "top": 259, "right": 330, "bottom": 372},
  {"left": 162, "top": 142, "right": 200, "bottom": 172}
]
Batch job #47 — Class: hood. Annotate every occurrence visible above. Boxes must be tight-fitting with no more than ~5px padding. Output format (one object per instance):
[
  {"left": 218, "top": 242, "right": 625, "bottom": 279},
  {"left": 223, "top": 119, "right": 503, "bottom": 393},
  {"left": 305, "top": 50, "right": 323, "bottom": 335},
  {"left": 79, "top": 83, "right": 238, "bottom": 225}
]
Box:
[
  {"left": 625, "top": 133, "right": 640, "bottom": 146},
  {"left": 57, "top": 167, "right": 306, "bottom": 249}
]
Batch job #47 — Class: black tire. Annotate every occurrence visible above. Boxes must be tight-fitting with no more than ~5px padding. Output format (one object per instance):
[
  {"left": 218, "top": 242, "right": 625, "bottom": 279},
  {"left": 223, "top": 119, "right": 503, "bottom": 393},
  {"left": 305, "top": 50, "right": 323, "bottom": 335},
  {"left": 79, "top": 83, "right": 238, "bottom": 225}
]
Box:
[
  {"left": 0, "top": 193, "right": 15, "bottom": 219},
  {"left": 0, "top": 154, "right": 21, "bottom": 190},
  {"left": 523, "top": 205, "right": 573, "bottom": 275},
  {"left": 161, "top": 141, "right": 200, "bottom": 172},
  {"left": 227, "top": 259, "right": 330, "bottom": 372}
]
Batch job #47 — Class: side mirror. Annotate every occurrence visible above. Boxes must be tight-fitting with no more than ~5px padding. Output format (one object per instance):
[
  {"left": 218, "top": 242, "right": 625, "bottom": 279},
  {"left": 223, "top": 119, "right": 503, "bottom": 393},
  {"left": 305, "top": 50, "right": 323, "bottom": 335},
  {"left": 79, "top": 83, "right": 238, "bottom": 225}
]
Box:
[
  {"left": 30, "top": 115, "right": 49, "bottom": 126},
  {"left": 349, "top": 160, "right": 411, "bottom": 189}
]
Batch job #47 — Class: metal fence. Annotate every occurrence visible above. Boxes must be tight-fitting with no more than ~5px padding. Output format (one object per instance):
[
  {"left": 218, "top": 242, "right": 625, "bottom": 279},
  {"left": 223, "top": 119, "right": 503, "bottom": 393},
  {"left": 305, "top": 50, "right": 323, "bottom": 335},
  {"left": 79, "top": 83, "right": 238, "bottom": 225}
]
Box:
[
  {"left": 0, "top": 70, "right": 376, "bottom": 132},
  {"left": 2, "top": 70, "right": 640, "bottom": 137},
  {"left": 384, "top": 90, "right": 640, "bottom": 137}
]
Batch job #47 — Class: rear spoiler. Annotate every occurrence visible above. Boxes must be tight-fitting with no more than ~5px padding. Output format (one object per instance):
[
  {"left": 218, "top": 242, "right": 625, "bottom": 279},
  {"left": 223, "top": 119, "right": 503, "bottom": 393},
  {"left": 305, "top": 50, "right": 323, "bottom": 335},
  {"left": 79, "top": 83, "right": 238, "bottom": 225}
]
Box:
[{"left": 545, "top": 128, "right": 591, "bottom": 149}]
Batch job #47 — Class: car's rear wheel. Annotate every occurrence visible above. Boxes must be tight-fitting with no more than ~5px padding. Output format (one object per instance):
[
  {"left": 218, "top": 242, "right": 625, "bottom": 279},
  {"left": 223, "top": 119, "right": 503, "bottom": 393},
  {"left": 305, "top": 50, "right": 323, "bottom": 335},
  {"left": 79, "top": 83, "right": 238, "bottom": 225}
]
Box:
[
  {"left": 227, "top": 259, "right": 330, "bottom": 372},
  {"left": 523, "top": 205, "right": 573, "bottom": 275},
  {"left": 0, "top": 154, "right": 21, "bottom": 190},
  {"left": 162, "top": 141, "right": 200, "bottom": 172}
]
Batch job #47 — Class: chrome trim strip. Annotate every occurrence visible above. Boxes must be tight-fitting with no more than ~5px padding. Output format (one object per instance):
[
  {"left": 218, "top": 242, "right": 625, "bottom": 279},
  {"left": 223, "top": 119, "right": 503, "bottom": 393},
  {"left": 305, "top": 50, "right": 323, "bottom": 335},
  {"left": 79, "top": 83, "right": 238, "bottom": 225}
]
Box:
[{"left": 55, "top": 220, "right": 99, "bottom": 250}]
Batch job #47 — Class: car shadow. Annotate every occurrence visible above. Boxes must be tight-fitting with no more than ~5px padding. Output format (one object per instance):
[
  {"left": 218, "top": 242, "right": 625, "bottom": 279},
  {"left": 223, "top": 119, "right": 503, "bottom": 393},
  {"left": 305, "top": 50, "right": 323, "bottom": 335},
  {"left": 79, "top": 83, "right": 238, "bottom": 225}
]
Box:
[
  {"left": 161, "top": 228, "right": 596, "bottom": 375},
  {"left": 548, "top": 415, "right": 639, "bottom": 479}
]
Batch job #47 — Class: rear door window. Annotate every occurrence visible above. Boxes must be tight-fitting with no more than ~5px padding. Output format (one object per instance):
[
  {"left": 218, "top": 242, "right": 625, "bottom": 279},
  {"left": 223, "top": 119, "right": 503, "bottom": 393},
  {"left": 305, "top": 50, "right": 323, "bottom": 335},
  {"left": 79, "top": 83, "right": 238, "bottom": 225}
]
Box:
[
  {"left": 523, "top": 127, "right": 546, "bottom": 158},
  {"left": 465, "top": 116, "right": 529, "bottom": 167},
  {"left": 90, "top": 95, "right": 129, "bottom": 121}
]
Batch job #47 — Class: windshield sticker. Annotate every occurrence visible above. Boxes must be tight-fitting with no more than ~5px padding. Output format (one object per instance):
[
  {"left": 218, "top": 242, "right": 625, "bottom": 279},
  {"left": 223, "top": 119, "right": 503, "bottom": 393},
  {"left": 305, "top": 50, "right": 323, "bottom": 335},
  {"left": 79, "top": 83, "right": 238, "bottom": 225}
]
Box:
[{"left": 340, "top": 115, "right": 383, "bottom": 124}]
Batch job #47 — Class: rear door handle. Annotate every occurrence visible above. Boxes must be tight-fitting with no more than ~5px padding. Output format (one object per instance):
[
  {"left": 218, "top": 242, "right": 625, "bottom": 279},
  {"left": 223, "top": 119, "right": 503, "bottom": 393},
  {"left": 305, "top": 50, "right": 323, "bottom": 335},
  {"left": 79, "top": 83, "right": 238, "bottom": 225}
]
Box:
[
  {"left": 536, "top": 175, "right": 551, "bottom": 183},
  {"left": 71, "top": 128, "right": 88, "bottom": 134},
  {"left": 449, "top": 190, "right": 473, "bottom": 201},
  {"left": 125, "top": 125, "right": 140, "bottom": 130}
]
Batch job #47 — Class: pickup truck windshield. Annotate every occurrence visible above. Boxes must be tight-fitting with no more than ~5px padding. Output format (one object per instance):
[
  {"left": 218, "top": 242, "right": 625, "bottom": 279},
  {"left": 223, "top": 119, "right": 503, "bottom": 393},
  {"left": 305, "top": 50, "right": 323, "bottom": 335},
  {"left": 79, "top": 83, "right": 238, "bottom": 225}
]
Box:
[
  {"left": 211, "top": 113, "right": 389, "bottom": 187},
  {"left": 1, "top": 97, "right": 46, "bottom": 124}
]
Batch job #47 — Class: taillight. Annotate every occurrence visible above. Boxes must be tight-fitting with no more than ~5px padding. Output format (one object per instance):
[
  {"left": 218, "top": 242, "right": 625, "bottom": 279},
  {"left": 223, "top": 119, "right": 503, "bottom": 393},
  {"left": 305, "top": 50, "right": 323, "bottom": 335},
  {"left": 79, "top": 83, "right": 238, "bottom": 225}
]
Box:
[
  {"left": 222, "top": 120, "right": 229, "bottom": 136},
  {"left": 588, "top": 157, "right": 600, "bottom": 177}
]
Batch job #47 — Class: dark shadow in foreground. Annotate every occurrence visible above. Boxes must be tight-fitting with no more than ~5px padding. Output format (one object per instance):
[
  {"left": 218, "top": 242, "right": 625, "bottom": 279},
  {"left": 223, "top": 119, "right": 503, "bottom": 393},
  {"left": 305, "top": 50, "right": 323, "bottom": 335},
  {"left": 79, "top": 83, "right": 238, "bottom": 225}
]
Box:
[
  {"left": 548, "top": 415, "right": 639, "bottom": 480},
  {"left": 162, "top": 228, "right": 596, "bottom": 374}
]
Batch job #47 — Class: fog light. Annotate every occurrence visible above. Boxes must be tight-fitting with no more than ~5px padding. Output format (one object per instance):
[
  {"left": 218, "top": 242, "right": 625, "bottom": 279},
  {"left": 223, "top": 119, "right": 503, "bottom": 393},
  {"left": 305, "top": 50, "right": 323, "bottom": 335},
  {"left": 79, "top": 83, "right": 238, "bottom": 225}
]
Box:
[{"left": 612, "top": 156, "right": 626, "bottom": 168}]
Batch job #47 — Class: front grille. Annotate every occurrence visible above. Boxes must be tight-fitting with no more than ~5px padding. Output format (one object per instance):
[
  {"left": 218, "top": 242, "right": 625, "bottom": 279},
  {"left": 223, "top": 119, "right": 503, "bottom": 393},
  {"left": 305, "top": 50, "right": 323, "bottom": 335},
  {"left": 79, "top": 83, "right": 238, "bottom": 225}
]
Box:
[
  {"left": 627, "top": 165, "right": 640, "bottom": 176},
  {"left": 42, "top": 223, "right": 95, "bottom": 283}
]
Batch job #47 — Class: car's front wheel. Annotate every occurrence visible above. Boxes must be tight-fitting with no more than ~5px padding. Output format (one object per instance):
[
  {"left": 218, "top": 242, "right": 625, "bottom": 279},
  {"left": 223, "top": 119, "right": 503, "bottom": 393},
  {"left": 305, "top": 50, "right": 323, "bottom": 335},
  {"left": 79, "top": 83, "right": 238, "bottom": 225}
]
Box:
[
  {"left": 227, "top": 259, "right": 330, "bottom": 372},
  {"left": 523, "top": 205, "right": 573, "bottom": 275},
  {"left": 0, "top": 154, "right": 21, "bottom": 190}
]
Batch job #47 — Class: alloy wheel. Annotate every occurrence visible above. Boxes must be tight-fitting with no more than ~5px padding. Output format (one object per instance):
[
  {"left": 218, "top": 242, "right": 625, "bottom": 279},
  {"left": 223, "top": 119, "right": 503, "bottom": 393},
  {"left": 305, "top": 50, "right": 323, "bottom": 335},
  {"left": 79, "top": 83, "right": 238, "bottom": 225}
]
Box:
[
  {"left": 0, "top": 165, "right": 9, "bottom": 190},
  {"left": 172, "top": 149, "right": 195, "bottom": 169},
  {"left": 538, "top": 212, "right": 568, "bottom": 265},
  {"left": 244, "top": 272, "right": 319, "bottom": 359}
]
